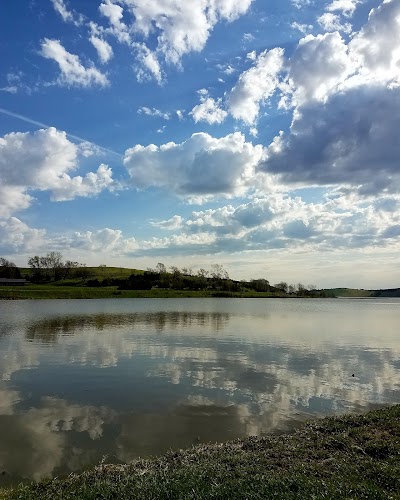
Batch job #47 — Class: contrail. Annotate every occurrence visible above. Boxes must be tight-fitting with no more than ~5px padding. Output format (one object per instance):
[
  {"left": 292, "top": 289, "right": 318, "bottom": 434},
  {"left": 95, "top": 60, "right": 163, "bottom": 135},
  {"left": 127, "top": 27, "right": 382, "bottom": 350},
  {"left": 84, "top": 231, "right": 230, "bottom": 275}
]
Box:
[{"left": 0, "top": 107, "right": 123, "bottom": 158}]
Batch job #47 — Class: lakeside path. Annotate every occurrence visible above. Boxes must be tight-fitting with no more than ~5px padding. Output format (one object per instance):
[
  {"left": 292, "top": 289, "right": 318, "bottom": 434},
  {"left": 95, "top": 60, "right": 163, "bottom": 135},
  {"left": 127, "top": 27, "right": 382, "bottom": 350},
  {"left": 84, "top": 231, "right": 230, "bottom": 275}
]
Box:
[{"left": 3, "top": 405, "right": 400, "bottom": 499}]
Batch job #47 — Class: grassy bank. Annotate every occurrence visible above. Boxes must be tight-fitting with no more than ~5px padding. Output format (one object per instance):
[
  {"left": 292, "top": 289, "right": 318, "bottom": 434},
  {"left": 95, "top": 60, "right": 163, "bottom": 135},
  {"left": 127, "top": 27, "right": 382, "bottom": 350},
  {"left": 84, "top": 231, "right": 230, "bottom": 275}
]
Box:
[
  {"left": 0, "top": 285, "right": 282, "bottom": 300},
  {"left": 3, "top": 405, "right": 400, "bottom": 499}
]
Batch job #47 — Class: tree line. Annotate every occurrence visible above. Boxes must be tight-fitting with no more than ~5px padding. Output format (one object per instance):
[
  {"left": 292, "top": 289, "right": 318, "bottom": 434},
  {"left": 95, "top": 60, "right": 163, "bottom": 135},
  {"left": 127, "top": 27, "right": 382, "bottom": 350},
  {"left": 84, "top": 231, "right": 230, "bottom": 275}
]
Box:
[
  {"left": 116, "top": 263, "right": 237, "bottom": 292},
  {"left": 0, "top": 253, "right": 90, "bottom": 282},
  {"left": 1, "top": 254, "right": 325, "bottom": 296}
]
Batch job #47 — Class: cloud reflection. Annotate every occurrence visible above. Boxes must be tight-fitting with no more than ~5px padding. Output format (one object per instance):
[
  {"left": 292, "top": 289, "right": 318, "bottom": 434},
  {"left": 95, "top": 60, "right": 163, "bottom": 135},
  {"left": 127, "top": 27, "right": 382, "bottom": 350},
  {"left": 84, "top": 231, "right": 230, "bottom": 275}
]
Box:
[{"left": 0, "top": 300, "right": 399, "bottom": 482}]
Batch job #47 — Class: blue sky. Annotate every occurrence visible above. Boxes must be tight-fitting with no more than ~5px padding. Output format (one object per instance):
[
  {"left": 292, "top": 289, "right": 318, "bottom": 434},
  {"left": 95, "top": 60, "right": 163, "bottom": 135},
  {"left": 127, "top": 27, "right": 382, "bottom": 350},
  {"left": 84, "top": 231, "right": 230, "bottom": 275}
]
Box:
[{"left": 1, "top": 0, "right": 400, "bottom": 288}]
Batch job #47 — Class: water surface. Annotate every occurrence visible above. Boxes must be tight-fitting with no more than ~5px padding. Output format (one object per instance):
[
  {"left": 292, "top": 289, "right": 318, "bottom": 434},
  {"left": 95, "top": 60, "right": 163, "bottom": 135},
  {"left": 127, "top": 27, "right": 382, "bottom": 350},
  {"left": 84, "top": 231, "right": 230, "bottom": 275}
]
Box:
[{"left": 0, "top": 298, "right": 399, "bottom": 484}]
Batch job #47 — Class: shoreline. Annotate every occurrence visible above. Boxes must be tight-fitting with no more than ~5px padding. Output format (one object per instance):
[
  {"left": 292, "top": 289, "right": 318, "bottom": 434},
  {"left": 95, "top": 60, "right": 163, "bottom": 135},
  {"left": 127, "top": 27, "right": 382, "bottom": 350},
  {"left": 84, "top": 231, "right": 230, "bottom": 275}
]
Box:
[
  {"left": 3, "top": 404, "right": 400, "bottom": 499},
  {"left": 0, "top": 286, "right": 329, "bottom": 300}
]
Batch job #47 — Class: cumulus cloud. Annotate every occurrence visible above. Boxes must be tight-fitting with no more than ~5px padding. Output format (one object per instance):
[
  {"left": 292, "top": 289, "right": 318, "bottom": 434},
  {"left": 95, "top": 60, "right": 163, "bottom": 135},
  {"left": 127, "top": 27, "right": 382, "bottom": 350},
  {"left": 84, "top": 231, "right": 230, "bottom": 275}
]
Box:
[
  {"left": 0, "top": 127, "right": 77, "bottom": 189},
  {"left": 0, "top": 217, "right": 46, "bottom": 253},
  {"left": 238, "top": 0, "right": 400, "bottom": 200},
  {"left": 191, "top": 95, "right": 228, "bottom": 124},
  {"left": 262, "top": 85, "right": 400, "bottom": 195},
  {"left": 145, "top": 190, "right": 400, "bottom": 257},
  {"left": 228, "top": 48, "right": 285, "bottom": 124},
  {"left": 317, "top": 13, "right": 352, "bottom": 33},
  {"left": 96, "top": 0, "right": 253, "bottom": 82},
  {"left": 326, "top": 0, "right": 361, "bottom": 17},
  {"left": 99, "top": 0, "right": 130, "bottom": 44},
  {"left": 40, "top": 39, "right": 109, "bottom": 87},
  {"left": 285, "top": 32, "right": 354, "bottom": 105},
  {"left": 0, "top": 128, "right": 114, "bottom": 216},
  {"left": 123, "top": 132, "right": 263, "bottom": 197},
  {"left": 349, "top": 0, "right": 400, "bottom": 86},
  {"left": 69, "top": 228, "right": 138, "bottom": 253},
  {"left": 224, "top": 0, "right": 400, "bottom": 127},
  {"left": 0, "top": 186, "right": 32, "bottom": 219},
  {"left": 49, "top": 164, "right": 114, "bottom": 201}
]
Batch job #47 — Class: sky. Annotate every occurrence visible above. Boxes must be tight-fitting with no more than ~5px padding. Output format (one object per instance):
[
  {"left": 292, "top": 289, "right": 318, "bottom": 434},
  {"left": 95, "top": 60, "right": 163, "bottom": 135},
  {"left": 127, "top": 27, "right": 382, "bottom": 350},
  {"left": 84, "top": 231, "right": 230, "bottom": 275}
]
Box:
[{"left": 0, "top": 0, "right": 399, "bottom": 289}]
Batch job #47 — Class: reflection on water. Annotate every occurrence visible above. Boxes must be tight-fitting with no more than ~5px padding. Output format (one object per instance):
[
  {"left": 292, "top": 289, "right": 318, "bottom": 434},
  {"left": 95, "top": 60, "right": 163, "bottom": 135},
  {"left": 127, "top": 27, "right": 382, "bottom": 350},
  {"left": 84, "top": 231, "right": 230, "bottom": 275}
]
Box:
[
  {"left": 0, "top": 298, "right": 400, "bottom": 485},
  {"left": 23, "top": 311, "right": 230, "bottom": 344}
]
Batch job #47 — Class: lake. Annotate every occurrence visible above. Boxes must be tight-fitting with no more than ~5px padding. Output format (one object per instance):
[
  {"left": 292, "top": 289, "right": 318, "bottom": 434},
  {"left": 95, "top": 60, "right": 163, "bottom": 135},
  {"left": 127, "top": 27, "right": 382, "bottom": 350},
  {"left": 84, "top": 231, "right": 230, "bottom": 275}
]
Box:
[{"left": 0, "top": 297, "right": 399, "bottom": 485}]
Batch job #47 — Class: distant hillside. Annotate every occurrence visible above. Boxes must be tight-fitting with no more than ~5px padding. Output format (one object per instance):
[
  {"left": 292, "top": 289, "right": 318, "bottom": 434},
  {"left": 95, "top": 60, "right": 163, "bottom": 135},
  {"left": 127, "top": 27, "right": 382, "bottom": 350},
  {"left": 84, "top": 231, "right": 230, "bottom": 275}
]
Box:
[
  {"left": 371, "top": 288, "right": 400, "bottom": 297},
  {"left": 324, "top": 288, "right": 400, "bottom": 298},
  {"left": 324, "top": 288, "right": 372, "bottom": 297}
]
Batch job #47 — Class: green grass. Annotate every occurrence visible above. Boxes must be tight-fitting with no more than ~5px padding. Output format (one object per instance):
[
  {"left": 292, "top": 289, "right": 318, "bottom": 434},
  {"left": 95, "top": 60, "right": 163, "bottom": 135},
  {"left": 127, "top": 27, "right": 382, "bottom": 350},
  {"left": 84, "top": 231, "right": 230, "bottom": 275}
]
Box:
[
  {"left": 3, "top": 405, "right": 400, "bottom": 499},
  {"left": 0, "top": 285, "right": 216, "bottom": 300},
  {"left": 20, "top": 266, "right": 142, "bottom": 281},
  {"left": 0, "top": 284, "right": 298, "bottom": 300}
]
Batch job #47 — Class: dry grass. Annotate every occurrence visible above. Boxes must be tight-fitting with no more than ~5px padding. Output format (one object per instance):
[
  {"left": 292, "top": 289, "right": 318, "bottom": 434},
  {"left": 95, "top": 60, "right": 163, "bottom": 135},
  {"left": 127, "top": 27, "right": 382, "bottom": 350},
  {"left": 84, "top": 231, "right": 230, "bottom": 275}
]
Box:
[{"left": 4, "top": 405, "right": 400, "bottom": 499}]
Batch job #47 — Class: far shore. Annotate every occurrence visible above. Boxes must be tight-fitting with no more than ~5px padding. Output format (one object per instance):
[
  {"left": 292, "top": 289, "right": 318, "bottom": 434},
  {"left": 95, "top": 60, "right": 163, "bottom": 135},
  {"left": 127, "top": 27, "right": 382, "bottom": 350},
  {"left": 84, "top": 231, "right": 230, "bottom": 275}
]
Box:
[{"left": 0, "top": 286, "right": 321, "bottom": 300}]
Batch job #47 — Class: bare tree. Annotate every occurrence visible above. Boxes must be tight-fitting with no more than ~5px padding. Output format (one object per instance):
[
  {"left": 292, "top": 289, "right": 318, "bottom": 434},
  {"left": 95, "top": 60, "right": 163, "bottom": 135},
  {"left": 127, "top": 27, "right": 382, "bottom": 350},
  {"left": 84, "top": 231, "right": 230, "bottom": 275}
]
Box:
[
  {"left": 274, "top": 281, "right": 288, "bottom": 293},
  {"left": 155, "top": 262, "right": 167, "bottom": 274},
  {"left": 210, "top": 264, "right": 229, "bottom": 280}
]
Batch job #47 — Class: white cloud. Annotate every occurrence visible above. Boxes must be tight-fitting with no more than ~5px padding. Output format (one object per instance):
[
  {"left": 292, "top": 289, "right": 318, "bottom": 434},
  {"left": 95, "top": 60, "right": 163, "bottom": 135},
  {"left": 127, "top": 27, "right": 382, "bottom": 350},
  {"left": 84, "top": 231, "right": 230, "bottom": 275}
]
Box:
[
  {"left": 151, "top": 215, "right": 184, "bottom": 230},
  {"left": 242, "top": 33, "right": 255, "bottom": 43},
  {"left": 317, "top": 13, "right": 352, "bottom": 33},
  {"left": 0, "top": 72, "right": 32, "bottom": 95},
  {"left": 50, "top": 0, "right": 84, "bottom": 26},
  {"left": 349, "top": 0, "right": 400, "bottom": 86},
  {"left": 49, "top": 164, "right": 114, "bottom": 201},
  {"left": 137, "top": 107, "right": 170, "bottom": 119},
  {"left": 291, "top": 0, "right": 313, "bottom": 8},
  {"left": 0, "top": 86, "right": 18, "bottom": 94},
  {"left": 0, "top": 128, "right": 114, "bottom": 216},
  {"left": 40, "top": 39, "right": 109, "bottom": 88},
  {"left": 124, "top": 132, "right": 263, "bottom": 197},
  {"left": 0, "top": 127, "right": 78, "bottom": 188},
  {"left": 285, "top": 32, "right": 354, "bottom": 105},
  {"left": 133, "top": 43, "right": 163, "bottom": 84},
  {"left": 89, "top": 35, "right": 114, "bottom": 64},
  {"left": 290, "top": 22, "right": 314, "bottom": 34},
  {"left": 191, "top": 96, "right": 228, "bottom": 124},
  {"left": 326, "top": 0, "right": 361, "bottom": 17},
  {"left": 228, "top": 48, "right": 285, "bottom": 124},
  {"left": 0, "top": 186, "right": 32, "bottom": 219},
  {"left": 0, "top": 217, "right": 46, "bottom": 252},
  {"left": 97, "top": 0, "right": 253, "bottom": 82},
  {"left": 70, "top": 228, "right": 138, "bottom": 254},
  {"left": 99, "top": 0, "right": 130, "bottom": 44},
  {"left": 144, "top": 190, "right": 400, "bottom": 258},
  {"left": 253, "top": 0, "right": 400, "bottom": 199},
  {"left": 249, "top": 127, "right": 258, "bottom": 137}
]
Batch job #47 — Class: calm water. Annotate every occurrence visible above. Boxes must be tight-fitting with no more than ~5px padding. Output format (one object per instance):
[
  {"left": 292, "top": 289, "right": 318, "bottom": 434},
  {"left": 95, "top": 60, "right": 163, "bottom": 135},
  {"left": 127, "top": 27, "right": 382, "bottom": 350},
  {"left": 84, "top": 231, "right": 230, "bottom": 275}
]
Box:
[{"left": 0, "top": 297, "right": 400, "bottom": 484}]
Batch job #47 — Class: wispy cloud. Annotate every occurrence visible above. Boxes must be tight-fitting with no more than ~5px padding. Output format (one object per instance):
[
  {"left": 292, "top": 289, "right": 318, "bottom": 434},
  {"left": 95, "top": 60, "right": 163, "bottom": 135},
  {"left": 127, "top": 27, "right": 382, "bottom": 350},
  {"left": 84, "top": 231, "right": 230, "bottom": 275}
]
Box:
[{"left": 0, "top": 107, "right": 122, "bottom": 158}]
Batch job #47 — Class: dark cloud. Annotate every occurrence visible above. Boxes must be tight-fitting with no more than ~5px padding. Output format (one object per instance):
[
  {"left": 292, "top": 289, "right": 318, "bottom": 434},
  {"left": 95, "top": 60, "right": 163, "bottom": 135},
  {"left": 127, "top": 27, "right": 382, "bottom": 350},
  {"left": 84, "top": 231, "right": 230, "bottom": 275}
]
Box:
[{"left": 260, "top": 85, "right": 400, "bottom": 195}]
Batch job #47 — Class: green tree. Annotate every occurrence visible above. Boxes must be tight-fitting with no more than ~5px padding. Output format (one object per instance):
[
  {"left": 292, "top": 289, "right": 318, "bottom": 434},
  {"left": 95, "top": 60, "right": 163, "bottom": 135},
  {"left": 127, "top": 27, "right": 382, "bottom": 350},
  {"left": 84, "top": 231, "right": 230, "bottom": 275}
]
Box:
[{"left": 0, "top": 258, "right": 21, "bottom": 279}]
